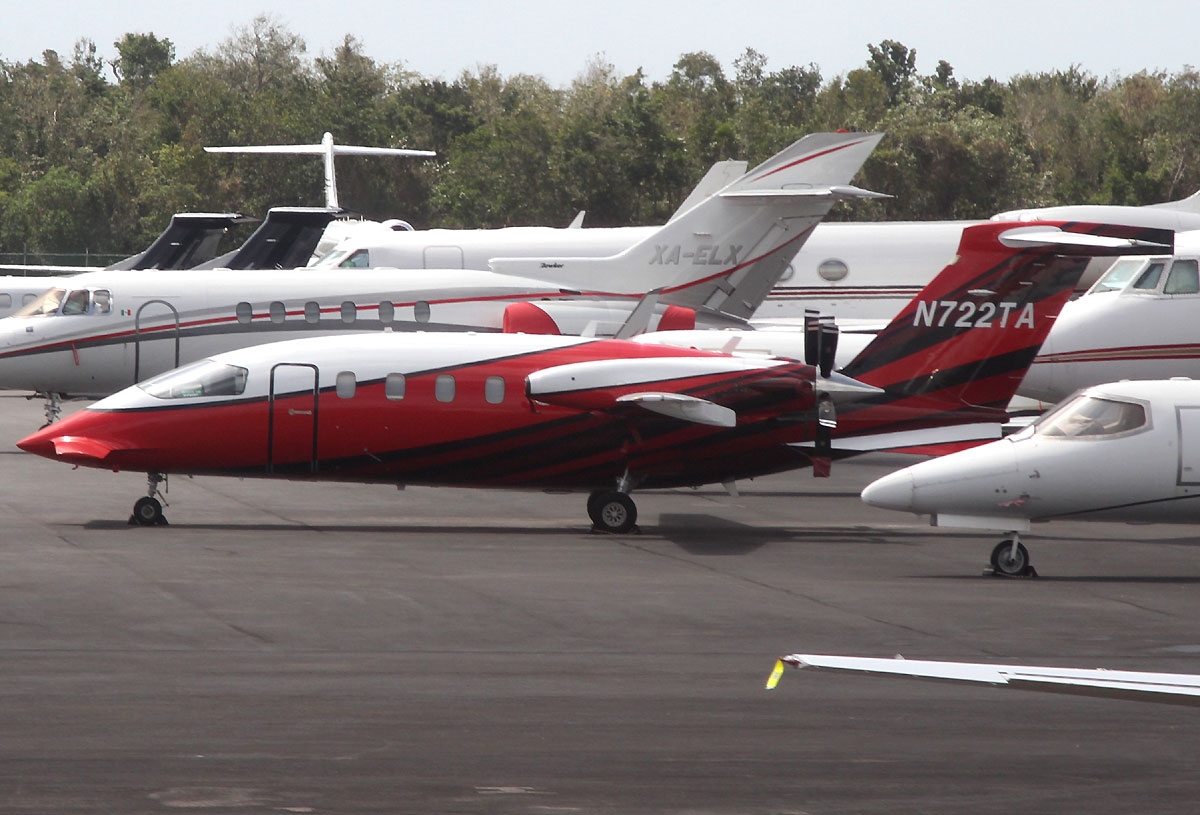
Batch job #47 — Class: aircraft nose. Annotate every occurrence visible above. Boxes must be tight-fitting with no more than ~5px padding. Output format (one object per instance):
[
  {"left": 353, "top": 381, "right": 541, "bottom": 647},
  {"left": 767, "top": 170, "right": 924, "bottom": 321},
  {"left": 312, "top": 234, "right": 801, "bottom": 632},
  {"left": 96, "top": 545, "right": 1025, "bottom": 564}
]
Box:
[
  {"left": 17, "top": 417, "right": 116, "bottom": 465},
  {"left": 861, "top": 469, "right": 916, "bottom": 511}
]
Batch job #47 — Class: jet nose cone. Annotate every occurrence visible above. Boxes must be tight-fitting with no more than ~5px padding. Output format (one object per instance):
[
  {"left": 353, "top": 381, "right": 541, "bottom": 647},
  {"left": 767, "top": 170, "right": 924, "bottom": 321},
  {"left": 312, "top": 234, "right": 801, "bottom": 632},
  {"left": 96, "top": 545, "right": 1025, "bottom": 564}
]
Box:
[
  {"left": 17, "top": 419, "right": 115, "bottom": 465},
  {"left": 861, "top": 469, "right": 916, "bottom": 511}
]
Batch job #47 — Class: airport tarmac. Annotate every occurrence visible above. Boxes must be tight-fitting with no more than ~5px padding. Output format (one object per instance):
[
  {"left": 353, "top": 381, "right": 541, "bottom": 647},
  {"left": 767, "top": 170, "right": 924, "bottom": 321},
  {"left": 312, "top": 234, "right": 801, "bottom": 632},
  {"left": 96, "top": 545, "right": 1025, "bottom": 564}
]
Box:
[{"left": 1, "top": 394, "right": 1199, "bottom": 813}]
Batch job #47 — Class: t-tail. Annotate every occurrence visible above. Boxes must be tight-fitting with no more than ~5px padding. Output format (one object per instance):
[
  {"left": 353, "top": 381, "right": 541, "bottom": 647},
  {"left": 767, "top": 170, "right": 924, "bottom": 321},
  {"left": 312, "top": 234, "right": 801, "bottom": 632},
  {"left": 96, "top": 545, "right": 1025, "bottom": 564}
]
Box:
[
  {"left": 830, "top": 220, "right": 1175, "bottom": 452},
  {"left": 489, "top": 132, "right": 887, "bottom": 320}
]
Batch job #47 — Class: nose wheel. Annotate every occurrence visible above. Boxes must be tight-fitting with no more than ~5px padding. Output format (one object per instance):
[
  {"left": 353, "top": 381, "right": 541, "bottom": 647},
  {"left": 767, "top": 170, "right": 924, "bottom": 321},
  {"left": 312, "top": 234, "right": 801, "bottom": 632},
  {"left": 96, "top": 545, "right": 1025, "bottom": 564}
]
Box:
[
  {"left": 988, "top": 537, "right": 1035, "bottom": 578},
  {"left": 587, "top": 490, "right": 638, "bottom": 534},
  {"left": 129, "top": 473, "right": 169, "bottom": 526}
]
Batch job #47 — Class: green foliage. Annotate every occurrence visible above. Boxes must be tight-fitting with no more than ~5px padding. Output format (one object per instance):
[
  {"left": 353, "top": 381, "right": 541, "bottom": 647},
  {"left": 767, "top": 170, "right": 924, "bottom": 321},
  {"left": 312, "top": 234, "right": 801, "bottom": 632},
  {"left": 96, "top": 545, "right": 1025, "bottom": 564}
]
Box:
[{"left": 1, "top": 26, "right": 1199, "bottom": 255}]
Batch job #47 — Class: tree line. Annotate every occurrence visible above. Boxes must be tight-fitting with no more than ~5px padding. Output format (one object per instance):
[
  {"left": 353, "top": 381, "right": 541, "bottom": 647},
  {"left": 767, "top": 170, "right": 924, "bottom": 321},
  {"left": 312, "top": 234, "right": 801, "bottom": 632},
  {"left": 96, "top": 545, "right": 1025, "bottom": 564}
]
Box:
[{"left": 2, "top": 15, "right": 1198, "bottom": 262}]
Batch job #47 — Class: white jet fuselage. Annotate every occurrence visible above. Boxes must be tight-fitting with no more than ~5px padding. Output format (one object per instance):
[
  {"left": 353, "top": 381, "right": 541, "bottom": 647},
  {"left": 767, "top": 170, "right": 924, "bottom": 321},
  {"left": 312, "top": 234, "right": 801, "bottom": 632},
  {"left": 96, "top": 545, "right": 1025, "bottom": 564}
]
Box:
[{"left": 862, "top": 380, "right": 1200, "bottom": 526}]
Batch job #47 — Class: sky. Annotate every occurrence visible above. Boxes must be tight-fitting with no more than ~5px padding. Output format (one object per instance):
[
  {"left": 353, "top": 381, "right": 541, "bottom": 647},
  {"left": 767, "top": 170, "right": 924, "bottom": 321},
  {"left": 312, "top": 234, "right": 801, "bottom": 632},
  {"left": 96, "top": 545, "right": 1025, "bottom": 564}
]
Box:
[{"left": 2, "top": 0, "right": 1198, "bottom": 88}]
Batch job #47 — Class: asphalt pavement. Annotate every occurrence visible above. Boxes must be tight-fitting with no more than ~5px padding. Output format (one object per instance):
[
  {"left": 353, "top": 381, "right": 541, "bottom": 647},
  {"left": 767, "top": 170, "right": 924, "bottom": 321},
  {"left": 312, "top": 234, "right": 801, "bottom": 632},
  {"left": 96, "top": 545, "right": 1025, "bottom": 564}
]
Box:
[{"left": 0, "top": 394, "right": 1198, "bottom": 813}]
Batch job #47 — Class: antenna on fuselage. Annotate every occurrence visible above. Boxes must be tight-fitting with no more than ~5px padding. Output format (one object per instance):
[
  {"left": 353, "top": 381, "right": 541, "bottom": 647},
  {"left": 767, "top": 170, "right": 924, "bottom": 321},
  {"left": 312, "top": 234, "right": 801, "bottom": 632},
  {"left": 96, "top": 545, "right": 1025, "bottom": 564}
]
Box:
[{"left": 204, "top": 132, "right": 436, "bottom": 208}]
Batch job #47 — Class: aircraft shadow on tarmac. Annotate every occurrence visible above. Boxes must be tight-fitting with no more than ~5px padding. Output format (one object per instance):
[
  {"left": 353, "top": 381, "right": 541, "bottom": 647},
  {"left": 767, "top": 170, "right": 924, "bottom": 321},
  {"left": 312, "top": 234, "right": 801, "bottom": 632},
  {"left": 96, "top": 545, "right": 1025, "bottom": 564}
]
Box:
[{"left": 653, "top": 513, "right": 911, "bottom": 554}]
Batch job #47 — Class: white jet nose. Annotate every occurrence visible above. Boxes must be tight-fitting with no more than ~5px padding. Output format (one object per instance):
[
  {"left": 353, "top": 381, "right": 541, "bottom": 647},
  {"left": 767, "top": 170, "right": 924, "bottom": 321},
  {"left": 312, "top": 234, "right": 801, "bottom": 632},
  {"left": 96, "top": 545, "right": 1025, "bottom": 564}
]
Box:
[{"left": 861, "top": 469, "right": 915, "bottom": 511}]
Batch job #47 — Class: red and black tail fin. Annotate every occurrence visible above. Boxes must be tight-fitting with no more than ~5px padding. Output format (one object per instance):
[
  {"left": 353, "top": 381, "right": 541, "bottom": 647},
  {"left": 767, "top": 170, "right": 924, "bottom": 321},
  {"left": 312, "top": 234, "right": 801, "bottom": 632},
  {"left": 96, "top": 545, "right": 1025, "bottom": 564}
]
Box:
[{"left": 835, "top": 221, "right": 1172, "bottom": 441}]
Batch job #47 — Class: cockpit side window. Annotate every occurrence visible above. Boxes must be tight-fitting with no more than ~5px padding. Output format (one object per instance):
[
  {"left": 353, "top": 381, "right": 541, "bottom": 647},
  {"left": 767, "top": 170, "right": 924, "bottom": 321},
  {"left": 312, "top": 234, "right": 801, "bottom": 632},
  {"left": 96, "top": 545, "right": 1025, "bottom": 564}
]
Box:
[
  {"left": 1034, "top": 395, "right": 1147, "bottom": 439},
  {"left": 139, "top": 360, "right": 249, "bottom": 399},
  {"left": 1132, "top": 261, "right": 1166, "bottom": 291},
  {"left": 92, "top": 289, "right": 111, "bottom": 314},
  {"left": 61, "top": 289, "right": 90, "bottom": 315},
  {"left": 1164, "top": 259, "right": 1200, "bottom": 295}
]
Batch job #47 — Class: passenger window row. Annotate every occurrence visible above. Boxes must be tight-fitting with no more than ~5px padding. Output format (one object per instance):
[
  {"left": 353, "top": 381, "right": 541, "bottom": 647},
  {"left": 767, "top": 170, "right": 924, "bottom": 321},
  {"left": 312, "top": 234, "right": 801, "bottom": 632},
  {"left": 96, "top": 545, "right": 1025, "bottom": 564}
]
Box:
[
  {"left": 236, "top": 300, "right": 432, "bottom": 325},
  {"left": 334, "top": 372, "right": 506, "bottom": 404}
]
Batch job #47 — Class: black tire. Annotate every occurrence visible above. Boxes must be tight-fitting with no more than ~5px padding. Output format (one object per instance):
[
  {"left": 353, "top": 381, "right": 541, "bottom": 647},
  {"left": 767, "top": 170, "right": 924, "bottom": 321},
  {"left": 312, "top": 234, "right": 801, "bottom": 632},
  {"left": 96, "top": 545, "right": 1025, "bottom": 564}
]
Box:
[
  {"left": 990, "top": 539, "right": 1029, "bottom": 576},
  {"left": 590, "top": 491, "right": 637, "bottom": 534},
  {"left": 132, "top": 496, "right": 165, "bottom": 526}
]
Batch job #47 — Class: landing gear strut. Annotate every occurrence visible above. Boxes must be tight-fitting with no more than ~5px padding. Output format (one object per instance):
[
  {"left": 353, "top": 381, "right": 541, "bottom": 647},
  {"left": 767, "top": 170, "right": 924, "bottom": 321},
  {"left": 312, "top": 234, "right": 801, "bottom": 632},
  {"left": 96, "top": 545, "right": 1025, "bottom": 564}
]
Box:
[
  {"left": 988, "top": 535, "right": 1035, "bottom": 578},
  {"left": 129, "top": 473, "right": 169, "bottom": 526},
  {"left": 32, "top": 391, "right": 63, "bottom": 427}
]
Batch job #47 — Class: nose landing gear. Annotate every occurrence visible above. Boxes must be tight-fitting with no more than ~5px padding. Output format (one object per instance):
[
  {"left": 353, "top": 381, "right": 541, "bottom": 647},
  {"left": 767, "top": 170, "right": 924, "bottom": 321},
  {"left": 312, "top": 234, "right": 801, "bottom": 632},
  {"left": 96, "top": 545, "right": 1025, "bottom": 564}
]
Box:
[
  {"left": 129, "top": 473, "right": 169, "bottom": 526},
  {"left": 987, "top": 535, "right": 1036, "bottom": 578}
]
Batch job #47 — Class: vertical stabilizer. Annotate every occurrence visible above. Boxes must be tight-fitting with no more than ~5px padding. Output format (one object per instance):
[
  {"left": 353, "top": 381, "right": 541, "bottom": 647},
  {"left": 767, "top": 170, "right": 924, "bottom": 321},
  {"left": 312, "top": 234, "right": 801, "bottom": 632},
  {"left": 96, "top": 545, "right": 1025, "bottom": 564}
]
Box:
[{"left": 488, "top": 132, "right": 886, "bottom": 319}]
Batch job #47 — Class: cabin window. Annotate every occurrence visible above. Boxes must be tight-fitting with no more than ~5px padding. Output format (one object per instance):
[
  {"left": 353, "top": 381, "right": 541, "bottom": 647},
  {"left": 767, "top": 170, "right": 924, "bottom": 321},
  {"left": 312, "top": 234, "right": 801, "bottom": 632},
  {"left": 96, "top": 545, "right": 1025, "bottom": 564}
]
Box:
[
  {"left": 335, "top": 371, "right": 357, "bottom": 399},
  {"left": 0, "top": 294, "right": 10, "bottom": 309},
  {"left": 1132, "top": 261, "right": 1165, "bottom": 291},
  {"left": 378, "top": 301, "right": 395, "bottom": 325},
  {"left": 435, "top": 374, "right": 456, "bottom": 403},
  {"left": 140, "top": 360, "right": 249, "bottom": 399},
  {"left": 385, "top": 373, "right": 406, "bottom": 400},
  {"left": 817, "top": 258, "right": 849, "bottom": 282},
  {"left": 485, "top": 376, "right": 505, "bottom": 404},
  {"left": 341, "top": 301, "right": 357, "bottom": 324},
  {"left": 304, "top": 301, "right": 320, "bottom": 323},
  {"left": 21, "top": 293, "right": 37, "bottom": 306},
  {"left": 414, "top": 300, "right": 431, "bottom": 323},
  {"left": 1164, "top": 259, "right": 1200, "bottom": 295},
  {"left": 235, "top": 301, "right": 253, "bottom": 324},
  {"left": 92, "top": 289, "right": 111, "bottom": 314},
  {"left": 269, "top": 301, "right": 286, "bottom": 324},
  {"left": 1033, "top": 395, "right": 1148, "bottom": 439}
]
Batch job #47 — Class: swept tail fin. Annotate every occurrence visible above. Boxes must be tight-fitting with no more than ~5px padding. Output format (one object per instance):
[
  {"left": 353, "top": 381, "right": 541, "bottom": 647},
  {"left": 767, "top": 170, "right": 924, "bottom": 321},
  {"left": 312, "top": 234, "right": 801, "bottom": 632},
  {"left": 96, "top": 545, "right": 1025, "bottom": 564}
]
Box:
[
  {"left": 488, "top": 132, "right": 886, "bottom": 319},
  {"left": 833, "top": 221, "right": 1174, "bottom": 447}
]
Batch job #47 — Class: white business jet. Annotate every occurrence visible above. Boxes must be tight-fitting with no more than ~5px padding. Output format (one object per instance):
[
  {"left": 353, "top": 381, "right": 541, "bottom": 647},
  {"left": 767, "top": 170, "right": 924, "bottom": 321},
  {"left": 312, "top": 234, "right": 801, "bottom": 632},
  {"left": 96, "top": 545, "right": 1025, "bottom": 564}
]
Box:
[
  {"left": 1018, "top": 232, "right": 1200, "bottom": 403},
  {"left": 860, "top": 378, "right": 1200, "bottom": 576},
  {"left": 0, "top": 132, "right": 883, "bottom": 423}
]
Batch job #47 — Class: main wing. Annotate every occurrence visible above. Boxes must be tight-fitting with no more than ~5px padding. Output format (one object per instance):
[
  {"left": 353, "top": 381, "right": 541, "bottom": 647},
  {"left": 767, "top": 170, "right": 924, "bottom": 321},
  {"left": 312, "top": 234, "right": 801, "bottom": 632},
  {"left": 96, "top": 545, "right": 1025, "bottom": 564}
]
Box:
[{"left": 766, "top": 653, "right": 1200, "bottom": 706}]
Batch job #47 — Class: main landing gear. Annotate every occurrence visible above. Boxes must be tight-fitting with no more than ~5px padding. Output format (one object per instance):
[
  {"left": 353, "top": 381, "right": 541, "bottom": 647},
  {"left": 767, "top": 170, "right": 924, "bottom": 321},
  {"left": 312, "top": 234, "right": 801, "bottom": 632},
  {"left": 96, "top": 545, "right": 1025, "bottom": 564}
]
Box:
[
  {"left": 587, "top": 490, "right": 638, "bottom": 534},
  {"left": 987, "top": 534, "right": 1036, "bottom": 578},
  {"left": 129, "top": 473, "right": 169, "bottom": 526}
]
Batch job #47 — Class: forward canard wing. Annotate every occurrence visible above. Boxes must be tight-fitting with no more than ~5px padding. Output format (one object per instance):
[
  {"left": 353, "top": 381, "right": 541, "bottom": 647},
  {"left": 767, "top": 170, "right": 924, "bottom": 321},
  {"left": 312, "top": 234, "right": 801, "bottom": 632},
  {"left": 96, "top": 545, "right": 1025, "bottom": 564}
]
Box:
[{"left": 766, "top": 653, "right": 1200, "bottom": 706}]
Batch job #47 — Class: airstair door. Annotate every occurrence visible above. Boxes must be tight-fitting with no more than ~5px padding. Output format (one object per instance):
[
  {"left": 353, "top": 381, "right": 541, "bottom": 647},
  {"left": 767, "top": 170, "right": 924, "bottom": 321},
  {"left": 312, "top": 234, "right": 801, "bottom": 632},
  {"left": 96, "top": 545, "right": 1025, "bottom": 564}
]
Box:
[
  {"left": 267, "top": 363, "right": 320, "bottom": 475},
  {"left": 132, "top": 300, "right": 181, "bottom": 385},
  {"left": 1176, "top": 406, "right": 1200, "bottom": 486}
]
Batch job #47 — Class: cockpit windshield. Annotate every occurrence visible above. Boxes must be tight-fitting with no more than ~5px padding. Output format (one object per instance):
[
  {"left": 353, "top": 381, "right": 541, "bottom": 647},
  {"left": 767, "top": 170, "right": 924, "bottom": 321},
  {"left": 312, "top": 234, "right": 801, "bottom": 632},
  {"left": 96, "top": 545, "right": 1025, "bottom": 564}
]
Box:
[
  {"left": 312, "top": 247, "right": 370, "bottom": 268},
  {"left": 1087, "top": 258, "right": 1148, "bottom": 294},
  {"left": 14, "top": 288, "right": 67, "bottom": 317},
  {"left": 12, "top": 287, "right": 112, "bottom": 318},
  {"left": 139, "top": 360, "right": 249, "bottom": 399},
  {"left": 1027, "top": 395, "right": 1148, "bottom": 439}
]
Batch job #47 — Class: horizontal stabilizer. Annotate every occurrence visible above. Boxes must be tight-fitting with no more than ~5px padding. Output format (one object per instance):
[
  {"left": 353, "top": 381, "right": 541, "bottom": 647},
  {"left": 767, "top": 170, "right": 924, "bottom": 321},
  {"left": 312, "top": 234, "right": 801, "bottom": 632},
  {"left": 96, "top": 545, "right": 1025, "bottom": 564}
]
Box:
[
  {"left": 768, "top": 654, "right": 1200, "bottom": 706},
  {"left": 998, "top": 225, "right": 1173, "bottom": 252},
  {"left": 720, "top": 184, "right": 890, "bottom": 201},
  {"left": 615, "top": 392, "right": 736, "bottom": 427}
]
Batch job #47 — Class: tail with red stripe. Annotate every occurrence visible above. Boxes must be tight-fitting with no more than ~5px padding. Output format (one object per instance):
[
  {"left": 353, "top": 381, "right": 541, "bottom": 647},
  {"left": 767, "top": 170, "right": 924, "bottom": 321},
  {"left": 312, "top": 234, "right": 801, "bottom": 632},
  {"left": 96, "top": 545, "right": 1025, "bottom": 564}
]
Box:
[{"left": 833, "top": 220, "right": 1173, "bottom": 448}]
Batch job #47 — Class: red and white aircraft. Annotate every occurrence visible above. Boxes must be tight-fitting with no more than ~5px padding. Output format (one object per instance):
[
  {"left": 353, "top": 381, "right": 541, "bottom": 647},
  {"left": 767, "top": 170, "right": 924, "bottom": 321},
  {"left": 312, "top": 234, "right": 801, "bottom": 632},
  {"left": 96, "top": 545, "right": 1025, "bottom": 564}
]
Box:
[
  {"left": 0, "top": 132, "right": 884, "bottom": 423},
  {"left": 17, "top": 220, "right": 1169, "bottom": 528}
]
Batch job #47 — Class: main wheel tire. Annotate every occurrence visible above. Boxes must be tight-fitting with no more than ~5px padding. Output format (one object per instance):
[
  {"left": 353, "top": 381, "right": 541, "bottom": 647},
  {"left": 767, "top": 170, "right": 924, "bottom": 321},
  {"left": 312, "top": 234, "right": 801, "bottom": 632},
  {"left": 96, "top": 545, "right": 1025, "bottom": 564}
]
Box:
[
  {"left": 590, "top": 491, "right": 637, "bottom": 534},
  {"left": 990, "top": 539, "right": 1029, "bottom": 576},
  {"left": 132, "top": 496, "right": 165, "bottom": 526}
]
